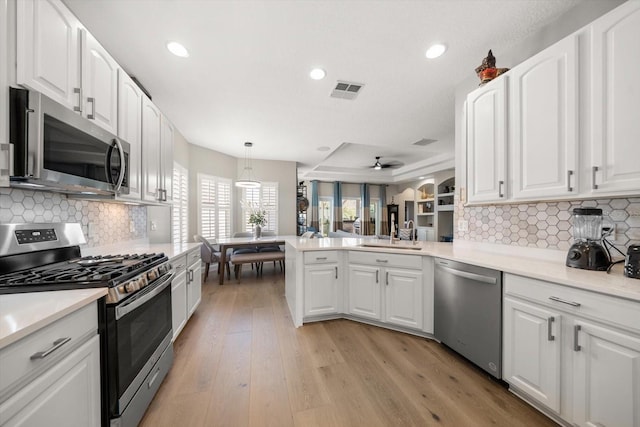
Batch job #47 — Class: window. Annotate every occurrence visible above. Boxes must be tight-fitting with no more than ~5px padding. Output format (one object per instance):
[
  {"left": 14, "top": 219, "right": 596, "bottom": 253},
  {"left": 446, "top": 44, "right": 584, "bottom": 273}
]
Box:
[
  {"left": 342, "top": 197, "right": 361, "bottom": 234},
  {"left": 172, "top": 162, "right": 188, "bottom": 243},
  {"left": 198, "top": 173, "right": 232, "bottom": 239},
  {"left": 241, "top": 182, "right": 278, "bottom": 233},
  {"left": 319, "top": 198, "right": 333, "bottom": 236}
]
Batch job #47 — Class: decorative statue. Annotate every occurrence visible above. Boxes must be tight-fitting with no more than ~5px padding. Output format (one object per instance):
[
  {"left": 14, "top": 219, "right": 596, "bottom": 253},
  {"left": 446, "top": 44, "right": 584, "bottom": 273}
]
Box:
[{"left": 475, "top": 49, "right": 509, "bottom": 86}]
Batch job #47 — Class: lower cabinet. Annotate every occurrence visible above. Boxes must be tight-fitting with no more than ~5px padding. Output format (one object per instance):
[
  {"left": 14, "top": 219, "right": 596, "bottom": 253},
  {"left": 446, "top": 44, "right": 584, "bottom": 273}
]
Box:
[
  {"left": 384, "top": 268, "right": 423, "bottom": 329},
  {"left": 503, "top": 274, "right": 640, "bottom": 427},
  {"left": 171, "top": 267, "right": 188, "bottom": 341},
  {"left": 187, "top": 251, "right": 202, "bottom": 317},
  {"left": 348, "top": 264, "right": 382, "bottom": 320},
  {"left": 303, "top": 251, "right": 340, "bottom": 317}
]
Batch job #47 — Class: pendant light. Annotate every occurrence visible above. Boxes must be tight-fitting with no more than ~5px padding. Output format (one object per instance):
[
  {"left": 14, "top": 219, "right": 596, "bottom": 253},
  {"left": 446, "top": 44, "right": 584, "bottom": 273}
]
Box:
[{"left": 235, "top": 142, "right": 261, "bottom": 188}]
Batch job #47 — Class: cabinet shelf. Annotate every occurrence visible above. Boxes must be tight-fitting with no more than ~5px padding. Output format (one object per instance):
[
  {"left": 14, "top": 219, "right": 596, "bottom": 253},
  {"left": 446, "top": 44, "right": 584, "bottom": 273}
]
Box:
[
  {"left": 417, "top": 212, "right": 434, "bottom": 216},
  {"left": 437, "top": 205, "right": 454, "bottom": 212},
  {"left": 437, "top": 192, "right": 454, "bottom": 198}
]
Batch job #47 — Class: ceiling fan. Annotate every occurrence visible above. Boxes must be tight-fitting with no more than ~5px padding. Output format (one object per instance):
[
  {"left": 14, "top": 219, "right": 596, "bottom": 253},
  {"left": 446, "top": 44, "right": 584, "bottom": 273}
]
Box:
[{"left": 370, "top": 156, "right": 402, "bottom": 170}]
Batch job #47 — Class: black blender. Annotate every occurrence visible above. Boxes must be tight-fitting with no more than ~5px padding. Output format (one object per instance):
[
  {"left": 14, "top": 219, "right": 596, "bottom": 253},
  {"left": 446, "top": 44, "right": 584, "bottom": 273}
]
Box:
[{"left": 566, "top": 208, "right": 611, "bottom": 271}]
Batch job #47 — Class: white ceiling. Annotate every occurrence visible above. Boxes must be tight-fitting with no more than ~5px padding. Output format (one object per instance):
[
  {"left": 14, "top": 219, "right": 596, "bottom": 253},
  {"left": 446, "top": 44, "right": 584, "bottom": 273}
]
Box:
[{"left": 64, "top": 0, "right": 581, "bottom": 183}]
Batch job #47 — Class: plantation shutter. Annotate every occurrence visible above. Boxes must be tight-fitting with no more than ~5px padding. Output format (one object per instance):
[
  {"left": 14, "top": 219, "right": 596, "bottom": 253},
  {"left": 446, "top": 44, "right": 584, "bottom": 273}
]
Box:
[
  {"left": 198, "top": 174, "right": 232, "bottom": 239},
  {"left": 172, "top": 163, "right": 188, "bottom": 243}
]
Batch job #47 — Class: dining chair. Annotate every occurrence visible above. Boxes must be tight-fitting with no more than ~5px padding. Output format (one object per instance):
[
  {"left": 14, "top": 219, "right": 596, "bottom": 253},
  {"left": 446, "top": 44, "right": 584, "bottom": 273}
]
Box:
[
  {"left": 255, "top": 230, "right": 283, "bottom": 271},
  {"left": 193, "top": 235, "right": 230, "bottom": 282}
]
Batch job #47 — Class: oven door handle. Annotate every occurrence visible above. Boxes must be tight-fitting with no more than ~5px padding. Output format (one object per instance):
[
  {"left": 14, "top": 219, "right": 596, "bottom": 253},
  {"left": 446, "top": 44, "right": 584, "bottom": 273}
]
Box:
[{"left": 115, "top": 272, "right": 174, "bottom": 320}]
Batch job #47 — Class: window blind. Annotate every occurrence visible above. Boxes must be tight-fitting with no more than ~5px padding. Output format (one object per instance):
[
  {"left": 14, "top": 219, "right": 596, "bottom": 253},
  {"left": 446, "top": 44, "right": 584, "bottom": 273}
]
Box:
[{"left": 172, "top": 163, "right": 188, "bottom": 243}]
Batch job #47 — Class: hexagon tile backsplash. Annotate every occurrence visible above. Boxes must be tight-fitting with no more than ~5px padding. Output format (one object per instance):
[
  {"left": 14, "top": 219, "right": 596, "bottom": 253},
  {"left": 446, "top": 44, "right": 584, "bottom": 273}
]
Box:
[
  {"left": 0, "top": 188, "right": 147, "bottom": 248},
  {"left": 455, "top": 197, "right": 640, "bottom": 251}
]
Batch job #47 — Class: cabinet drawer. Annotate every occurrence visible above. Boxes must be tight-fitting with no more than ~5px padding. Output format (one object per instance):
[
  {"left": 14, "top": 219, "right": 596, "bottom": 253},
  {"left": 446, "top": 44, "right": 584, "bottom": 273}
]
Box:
[
  {"left": 0, "top": 302, "right": 98, "bottom": 398},
  {"left": 505, "top": 274, "right": 640, "bottom": 333},
  {"left": 187, "top": 249, "right": 200, "bottom": 267},
  {"left": 304, "top": 251, "right": 339, "bottom": 265},
  {"left": 348, "top": 251, "right": 422, "bottom": 270},
  {"left": 172, "top": 255, "right": 188, "bottom": 274}
]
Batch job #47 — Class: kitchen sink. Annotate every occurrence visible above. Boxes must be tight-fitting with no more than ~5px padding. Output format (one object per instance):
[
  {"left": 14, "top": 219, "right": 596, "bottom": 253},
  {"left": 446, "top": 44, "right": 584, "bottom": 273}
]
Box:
[{"left": 359, "top": 243, "right": 423, "bottom": 251}]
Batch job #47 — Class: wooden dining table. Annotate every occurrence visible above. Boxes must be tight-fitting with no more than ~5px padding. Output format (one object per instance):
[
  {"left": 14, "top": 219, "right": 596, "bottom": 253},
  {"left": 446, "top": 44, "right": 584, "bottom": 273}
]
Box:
[{"left": 216, "top": 236, "right": 286, "bottom": 285}]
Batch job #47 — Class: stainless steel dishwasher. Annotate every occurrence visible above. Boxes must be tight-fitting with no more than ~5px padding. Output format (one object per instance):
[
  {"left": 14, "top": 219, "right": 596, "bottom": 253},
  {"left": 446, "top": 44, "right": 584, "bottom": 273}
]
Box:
[{"left": 434, "top": 258, "right": 502, "bottom": 379}]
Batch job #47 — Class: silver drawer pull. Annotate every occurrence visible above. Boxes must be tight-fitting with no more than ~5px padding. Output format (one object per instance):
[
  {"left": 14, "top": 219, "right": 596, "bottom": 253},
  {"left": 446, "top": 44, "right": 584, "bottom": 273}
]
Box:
[
  {"left": 547, "top": 316, "right": 555, "bottom": 341},
  {"left": 549, "top": 296, "right": 581, "bottom": 307},
  {"left": 376, "top": 259, "right": 388, "bottom": 263},
  {"left": 30, "top": 337, "right": 71, "bottom": 360},
  {"left": 315, "top": 257, "right": 327, "bottom": 260},
  {"left": 386, "top": 271, "right": 389, "bottom": 285},
  {"left": 335, "top": 266, "right": 338, "bottom": 279},
  {"left": 592, "top": 166, "right": 599, "bottom": 190},
  {"left": 376, "top": 270, "right": 379, "bottom": 283},
  {"left": 573, "top": 325, "right": 581, "bottom": 351},
  {"left": 567, "top": 170, "right": 573, "bottom": 192}
]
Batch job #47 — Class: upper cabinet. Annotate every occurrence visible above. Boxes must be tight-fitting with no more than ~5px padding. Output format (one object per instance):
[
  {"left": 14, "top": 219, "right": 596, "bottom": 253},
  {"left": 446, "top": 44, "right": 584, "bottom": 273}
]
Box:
[
  {"left": 81, "top": 30, "right": 118, "bottom": 134},
  {"left": 510, "top": 35, "right": 579, "bottom": 200},
  {"left": 589, "top": 1, "right": 640, "bottom": 195},
  {"left": 465, "top": 1, "right": 640, "bottom": 204},
  {"left": 117, "top": 70, "right": 143, "bottom": 200},
  {"left": 17, "top": 0, "right": 82, "bottom": 112},
  {"left": 142, "top": 96, "right": 173, "bottom": 203},
  {"left": 160, "top": 116, "right": 174, "bottom": 203},
  {"left": 1, "top": 0, "right": 9, "bottom": 187},
  {"left": 466, "top": 76, "right": 507, "bottom": 203}
]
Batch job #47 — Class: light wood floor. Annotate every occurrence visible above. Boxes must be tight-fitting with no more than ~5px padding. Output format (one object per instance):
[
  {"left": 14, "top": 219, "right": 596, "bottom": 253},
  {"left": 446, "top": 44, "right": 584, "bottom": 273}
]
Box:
[{"left": 140, "top": 265, "right": 557, "bottom": 427}]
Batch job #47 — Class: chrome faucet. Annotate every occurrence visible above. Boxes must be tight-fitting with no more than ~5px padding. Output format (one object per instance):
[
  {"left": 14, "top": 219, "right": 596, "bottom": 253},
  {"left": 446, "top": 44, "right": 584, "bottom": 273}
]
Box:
[{"left": 406, "top": 219, "right": 418, "bottom": 245}]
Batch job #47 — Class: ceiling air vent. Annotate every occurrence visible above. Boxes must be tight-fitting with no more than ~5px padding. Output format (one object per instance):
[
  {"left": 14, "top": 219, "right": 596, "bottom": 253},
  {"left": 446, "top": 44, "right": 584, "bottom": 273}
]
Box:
[
  {"left": 331, "top": 80, "right": 364, "bottom": 100},
  {"left": 413, "top": 138, "right": 438, "bottom": 146}
]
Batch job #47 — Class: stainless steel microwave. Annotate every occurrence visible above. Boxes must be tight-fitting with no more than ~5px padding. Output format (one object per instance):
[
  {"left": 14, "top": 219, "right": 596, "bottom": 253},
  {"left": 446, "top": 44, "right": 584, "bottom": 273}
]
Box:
[{"left": 9, "top": 88, "right": 129, "bottom": 195}]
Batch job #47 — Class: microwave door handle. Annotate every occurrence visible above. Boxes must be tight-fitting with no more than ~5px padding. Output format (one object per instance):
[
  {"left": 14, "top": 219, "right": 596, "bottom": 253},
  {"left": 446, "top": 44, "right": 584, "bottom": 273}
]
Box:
[{"left": 113, "top": 138, "right": 126, "bottom": 193}]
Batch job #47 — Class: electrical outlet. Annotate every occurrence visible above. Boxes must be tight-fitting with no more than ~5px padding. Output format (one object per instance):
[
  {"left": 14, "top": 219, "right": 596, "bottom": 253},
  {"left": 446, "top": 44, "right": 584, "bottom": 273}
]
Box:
[
  {"left": 458, "top": 219, "right": 469, "bottom": 232},
  {"left": 129, "top": 221, "right": 135, "bottom": 233},
  {"left": 150, "top": 221, "right": 157, "bottom": 231},
  {"left": 87, "top": 222, "right": 95, "bottom": 238}
]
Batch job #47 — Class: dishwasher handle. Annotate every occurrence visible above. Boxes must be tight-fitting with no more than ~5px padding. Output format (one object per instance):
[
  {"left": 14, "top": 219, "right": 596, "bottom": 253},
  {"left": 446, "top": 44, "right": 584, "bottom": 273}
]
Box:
[{"left": 437, "top": 265, "right": 497, "bottom": 285}]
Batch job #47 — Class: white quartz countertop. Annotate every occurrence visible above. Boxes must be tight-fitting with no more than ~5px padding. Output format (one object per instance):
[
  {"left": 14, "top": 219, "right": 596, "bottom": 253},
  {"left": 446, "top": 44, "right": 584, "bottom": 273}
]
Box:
[
  {"left": 0, "top": 288, "right": 107, "bottom": 349},
  {"left": 285, "top": 237, "right": 640, "bottom": 302},
  {"left": 82, "top": 240, "right": 201, "bottom": 261}
]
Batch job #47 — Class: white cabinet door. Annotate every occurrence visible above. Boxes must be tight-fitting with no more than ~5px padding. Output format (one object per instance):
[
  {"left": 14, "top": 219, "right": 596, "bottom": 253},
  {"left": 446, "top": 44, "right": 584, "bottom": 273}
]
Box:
[
  {"left": 187, "top": 262, "right": 202, "bottom": 317},
  {"left": 467, "top": 77, "right": 508, "bottom": 203},
  {"left": 171, "top": 268, "right": 187, "bottom": 341},
  {"left": 384, "top": 268, "right": 423, "bottom": 329},
  {"left": 142, "top": 96, "right": 161, "bottom": 202},
  {"left": 503, "top": 297, "right": 562, "bottom": 413},
  {"left": 0, "top": 0, "right": 8, "bottom": 188},
  {"left": 348, "top": 264, "right": 381, "bottom": 320},
  {"left": 510, "top": 35, "right": 578, "bottom": 200},
  {"left": 117, "top": 69, "right": 143, "bottom": 200},
  {"left": 304, "top": 264, "right": 339, "bottom": 316},
  {"left": 160, "top": 115, "right": 174, "bottom": 203},
  {"left": 0, "top": 335, "right": 101, "bottom": 427},
  {"left": 572, "top": 319, "right": 640, "bottom": 427},
  {"left": 16, "top": 0, "right": 82, "bottom": 111},
  {"left": 81, "top": 30, "right": 118, "bottom": 134},
  {"left": 590, "top": 1, "right": 640, "bottom": 196}
]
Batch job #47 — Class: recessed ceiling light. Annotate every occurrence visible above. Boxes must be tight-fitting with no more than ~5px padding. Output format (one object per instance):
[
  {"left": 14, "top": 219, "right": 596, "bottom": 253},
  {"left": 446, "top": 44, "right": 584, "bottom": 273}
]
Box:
[
  {"left": 167, "top": 41, "right": 189, "bottom": 58},
  {"left": 310, "top": 68, "right": 326, "bottom": 80},
  {"left": 419, "top": 176, "right": 425, "bottom": 179},
  {"left": 317, "top": 146, "right": 330, "bottom": 152},
  {"left": 425, "top": 43, "right": 447, "bottom": 59}
]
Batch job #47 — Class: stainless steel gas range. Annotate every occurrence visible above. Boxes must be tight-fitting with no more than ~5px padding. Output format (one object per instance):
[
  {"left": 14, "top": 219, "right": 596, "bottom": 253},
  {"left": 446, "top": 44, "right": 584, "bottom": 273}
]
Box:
[{"left": 0, "top": 223, "right": 174, "bottom": 427}]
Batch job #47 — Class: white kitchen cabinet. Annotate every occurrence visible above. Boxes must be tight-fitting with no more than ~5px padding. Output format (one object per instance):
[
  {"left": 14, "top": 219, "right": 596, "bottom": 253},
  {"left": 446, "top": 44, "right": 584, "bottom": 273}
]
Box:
[
  {"left": 510, "top": 34, "right": 579, "bottom": 200},
  {"left": 572, "top": 319, "right": 640, "bottom": 427},
  {"left": 466, "top": 76, "right": 508, "bottom": 203},
  {"left": 16, "top": 0, "right": 82, "bottom": 112},
  {"left": 348, "top": 264, "right": 381, "bottom": 320},
  {"left": 589, "top": 1, "right": 640, "bottom": 196},
  {"left": 303, "top": 251, "right": 340, "bottom": 317},
  {"left": 171, "top": 265, "right": 187, "bottom": 341},
  {"left": 503, "top": 296, "right": 561, "bottom": 413},
  {"left": 187, "top": 249, "right": 202, "bottom": 317},
  {"left": 80, "top": 30, "right": 118, "bottom": 134},
  {"left": 142, "top": 96, "right": 162, "bottom": 202},
  {"left": 160, "top": 115, "right": 174, "bottom": 203},
  {"left": 384, "top": 268, "right": 423, "bottom": 329},
  {"left": 0, "top": 0, "right": 8, "bottom": 188},
  {"left": 117, "top": 69, "right": 143, "bottom": 200},
  {"left": 0, "top": 302, "right": 101, "bottom": 427},
  {"left": 504, "top": 273, "right": 640, "bottom": 427}
]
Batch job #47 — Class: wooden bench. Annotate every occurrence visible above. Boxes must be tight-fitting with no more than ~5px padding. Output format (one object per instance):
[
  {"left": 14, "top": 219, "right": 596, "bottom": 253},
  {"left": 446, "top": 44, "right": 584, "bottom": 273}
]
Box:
[{"left": 230, "top": 251, "right": 285, "bottom": 281}]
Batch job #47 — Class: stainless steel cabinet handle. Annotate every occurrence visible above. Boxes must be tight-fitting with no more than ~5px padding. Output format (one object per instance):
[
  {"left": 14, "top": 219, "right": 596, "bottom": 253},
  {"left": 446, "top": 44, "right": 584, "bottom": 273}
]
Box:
[
  {"left": 376, "top": 270, "right": 379, "bottom": 283},
  {"left": 573, "top": 325, "right": 581, "bottom": 351},
  {"left": 87, "top": 97, "right": 95, "bottom": 119},
  {"left": 549, "top": 296, "right": 581, "bottom": 307},
  {"left": 188, "top": 269, "right": 194, "bottom": 282},
  {"left": 335, "top": 266, "right": 338, "bottom": 279},
  {"left": 30, "top": 337, "right": 71, "bottom": 360},
  {"left": 498, "top": 180, "right": 504, "bottom": 198},
  {"left": 315, "top": 257, "right": 327, "bottom": 261},
  {"left": 386, "top": 271, "right": 389, "bottom": 285},
  {"left": 73, "top": 87, "right": 82, "bottom": 112},
  {"left": 592, "top": 166, "right": 599, "bottom": 190},
  {"left": 547, "top": 316, "right": 555, "bottom": 341},
  {"left": 175, "top": 263, "right": 185, "bottom": 270},
  {"left": 567, "top": 170, "right": 573, "bottom": 192},
  {"left": 376, "top": 259, "right": 388, "bottom": 263}
]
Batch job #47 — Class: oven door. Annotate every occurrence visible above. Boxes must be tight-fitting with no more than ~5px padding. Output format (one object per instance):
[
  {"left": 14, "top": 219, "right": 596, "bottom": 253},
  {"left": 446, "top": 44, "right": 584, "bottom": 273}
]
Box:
[{"left": 105, "top": 272, "right": 173, "bottom": 417}]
